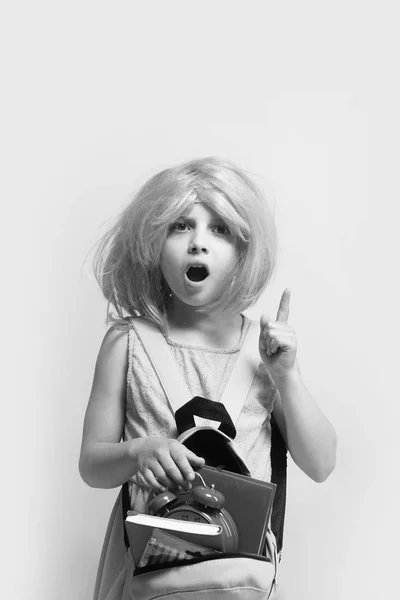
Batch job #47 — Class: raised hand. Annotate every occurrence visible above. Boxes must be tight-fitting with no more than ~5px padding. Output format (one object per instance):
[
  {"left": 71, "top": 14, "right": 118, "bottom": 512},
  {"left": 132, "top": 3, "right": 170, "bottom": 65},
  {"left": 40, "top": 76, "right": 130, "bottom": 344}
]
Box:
[
  {"left": 136, "top": 437, "right": 205, "bottom": 492},
  {"left": 259, "top": 288, "right": 298, "bottom": 380}
]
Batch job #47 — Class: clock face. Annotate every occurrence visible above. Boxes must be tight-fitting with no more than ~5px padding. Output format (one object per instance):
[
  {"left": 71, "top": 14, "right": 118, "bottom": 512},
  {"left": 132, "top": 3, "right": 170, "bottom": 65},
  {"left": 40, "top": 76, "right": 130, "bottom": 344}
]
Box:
[{"left": 168, "top": 507, "right": 210, "bottom": 524}]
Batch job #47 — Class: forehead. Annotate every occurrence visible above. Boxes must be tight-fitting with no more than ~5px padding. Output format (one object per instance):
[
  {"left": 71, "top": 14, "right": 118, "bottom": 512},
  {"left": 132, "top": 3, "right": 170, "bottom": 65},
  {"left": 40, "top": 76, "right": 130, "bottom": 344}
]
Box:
[{"left": 180, "top": 202, "right": 225, "bottom": 221}]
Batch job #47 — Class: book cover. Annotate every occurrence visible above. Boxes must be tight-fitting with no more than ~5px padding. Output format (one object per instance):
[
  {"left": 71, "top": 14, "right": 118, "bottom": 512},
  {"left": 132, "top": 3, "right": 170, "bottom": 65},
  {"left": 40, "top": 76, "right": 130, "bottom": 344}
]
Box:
[
  {"left": 125, "top": 512, "right": 221, "bottom": 565},
  {"left": 197, "top": 465, "right": 277, "bottom": 554}
]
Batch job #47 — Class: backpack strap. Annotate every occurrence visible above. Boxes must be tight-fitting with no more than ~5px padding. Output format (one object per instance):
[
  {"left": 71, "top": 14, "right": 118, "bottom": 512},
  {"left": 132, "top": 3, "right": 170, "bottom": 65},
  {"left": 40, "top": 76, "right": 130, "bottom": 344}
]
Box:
[
  {"left": 129, "top": 317, "right": 190, "bottom": 414},
  {"left": 219, "top": 319, "right": 260, "bottom": 425},
  {"left": 270, "top": 412, "right": 287, "bottom": 557}
]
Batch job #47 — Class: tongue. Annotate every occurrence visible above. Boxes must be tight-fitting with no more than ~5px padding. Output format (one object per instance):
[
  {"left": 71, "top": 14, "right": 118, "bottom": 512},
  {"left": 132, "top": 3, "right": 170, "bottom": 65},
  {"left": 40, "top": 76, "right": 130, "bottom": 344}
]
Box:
[{"left": 187, "top": 266, "right": 208, "bottom": 282}]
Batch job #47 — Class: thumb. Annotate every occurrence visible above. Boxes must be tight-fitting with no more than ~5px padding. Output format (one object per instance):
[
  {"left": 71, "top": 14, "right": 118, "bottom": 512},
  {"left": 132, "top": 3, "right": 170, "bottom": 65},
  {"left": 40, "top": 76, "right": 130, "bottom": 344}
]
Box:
[
  {"left": 259, "top": 314, "right": 272, "bottom": 352},
  {"left": 260, "top": 314, "right": 272, "bottom": 328},
  {"left": 186, "top": 448, "right": 205, "bottom": 465}
]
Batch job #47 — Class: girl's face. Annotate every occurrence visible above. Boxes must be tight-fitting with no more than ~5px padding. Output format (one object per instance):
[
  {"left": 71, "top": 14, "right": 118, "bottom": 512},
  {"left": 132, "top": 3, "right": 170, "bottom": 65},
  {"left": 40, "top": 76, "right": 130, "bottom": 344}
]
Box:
[{"left": 160, "top": 203, "right": 237, "bottom": 309}]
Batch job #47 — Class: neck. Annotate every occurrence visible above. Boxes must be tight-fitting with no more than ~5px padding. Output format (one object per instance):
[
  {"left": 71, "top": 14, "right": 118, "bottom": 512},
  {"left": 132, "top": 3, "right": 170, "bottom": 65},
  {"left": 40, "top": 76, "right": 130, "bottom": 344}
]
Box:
[{"left": 165, "top": 301, "right": 243, "bottom": 350}]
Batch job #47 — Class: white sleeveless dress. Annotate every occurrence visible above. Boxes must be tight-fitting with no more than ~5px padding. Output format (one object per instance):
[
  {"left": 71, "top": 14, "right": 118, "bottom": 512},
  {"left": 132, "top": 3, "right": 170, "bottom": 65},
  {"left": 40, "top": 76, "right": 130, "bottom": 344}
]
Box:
[{"left": 93, "top": 315, "right": 278, "bottom": 600}]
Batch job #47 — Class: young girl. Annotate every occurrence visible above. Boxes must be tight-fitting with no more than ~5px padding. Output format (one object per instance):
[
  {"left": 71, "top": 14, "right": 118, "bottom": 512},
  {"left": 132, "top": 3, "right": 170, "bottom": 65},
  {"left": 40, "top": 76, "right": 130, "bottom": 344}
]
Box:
[{"left": 79, "top": 157, "right": 337, "bottom": 600}]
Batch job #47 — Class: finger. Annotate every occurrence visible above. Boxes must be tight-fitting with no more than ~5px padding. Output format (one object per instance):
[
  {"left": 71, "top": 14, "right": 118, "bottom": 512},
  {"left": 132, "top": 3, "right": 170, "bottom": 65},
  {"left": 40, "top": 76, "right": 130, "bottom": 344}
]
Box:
[
  {"left": 263, "top": 319, "right": 280, "bottom": 351},
  {"left": 270, "top": 337, "right": 280, "bottom": 354},
  {"left": 141, "top": 467, "right": 166, "bottom": 492},
  {"left": 259, "top": 316, "right": 271, "bottom": 352},
  {"left": 185, "top": 449, "right": 206, "bottom": 469},
  {"left": 259, "top": 336, "right": 267, "bottom": 353},
  {"left": 260, "top": 314, "right": 272, "bottom": 329},
  {"left": 159, "top": 454, "right": 188, "bottom": 487},
  {"left": 171, "top": 448, "right": 201, "bottom": 482},
  {"left": 276, "top": 288, "right": 291, "bottom": 323},
  {"left": 259, "top": 325, "right": 270, "bottom": 356},
  {"left": 269, "top": 333, "right": 295, "bottom": 352},
  {"left": 262, "top": 332, "right": 273, "bottom": 356},
  {"left": 259, "top": 332, "right": 266, "bottom": 352},
  {"left": 149, "top": 462, "right": 177, "bottom": 490}
]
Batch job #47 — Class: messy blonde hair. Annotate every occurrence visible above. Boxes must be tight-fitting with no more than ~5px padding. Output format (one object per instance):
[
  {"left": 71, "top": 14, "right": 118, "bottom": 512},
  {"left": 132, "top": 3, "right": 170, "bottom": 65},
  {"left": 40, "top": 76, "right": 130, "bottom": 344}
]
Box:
[{"left": 94, "top": 157, "right": 277, "bottom": 330}]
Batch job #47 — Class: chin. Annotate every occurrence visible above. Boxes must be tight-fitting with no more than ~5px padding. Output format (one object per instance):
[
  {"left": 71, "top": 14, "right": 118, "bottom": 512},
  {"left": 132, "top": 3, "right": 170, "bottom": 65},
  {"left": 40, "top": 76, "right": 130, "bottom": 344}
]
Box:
[
  {"left": 182, "top": 299, "right": 209, "bottom": 309},
  {"left": 171, "top": 293, "right": 211, "bottom": 310}
]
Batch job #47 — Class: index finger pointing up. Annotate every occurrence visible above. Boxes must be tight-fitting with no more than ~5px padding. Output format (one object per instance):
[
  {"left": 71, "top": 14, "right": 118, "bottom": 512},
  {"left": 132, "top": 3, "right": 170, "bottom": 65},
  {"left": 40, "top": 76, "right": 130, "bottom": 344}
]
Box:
[{"left": 276, "top": 288, "right": 291, "bottom": 322}]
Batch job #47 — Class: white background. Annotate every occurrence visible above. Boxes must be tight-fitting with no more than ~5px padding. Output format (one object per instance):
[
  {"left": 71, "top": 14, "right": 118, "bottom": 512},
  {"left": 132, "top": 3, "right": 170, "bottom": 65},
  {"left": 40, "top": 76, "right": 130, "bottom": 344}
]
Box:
[{"left": 2, "top": 1, "right": 399, "bottom": 599}]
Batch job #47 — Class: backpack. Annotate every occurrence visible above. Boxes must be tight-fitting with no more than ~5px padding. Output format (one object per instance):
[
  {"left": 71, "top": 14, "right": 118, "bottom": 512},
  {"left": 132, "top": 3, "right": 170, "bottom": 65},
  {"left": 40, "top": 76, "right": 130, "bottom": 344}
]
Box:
[{"left": 119, "top": 317, "right": 288, "bottom": 600}]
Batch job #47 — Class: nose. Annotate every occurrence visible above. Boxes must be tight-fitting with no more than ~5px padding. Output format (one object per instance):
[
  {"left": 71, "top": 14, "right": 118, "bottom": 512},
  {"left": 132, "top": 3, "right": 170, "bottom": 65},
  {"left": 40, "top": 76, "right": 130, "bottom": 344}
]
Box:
[{"left": 188, "top": 228, "right": 209, "bottom": 254}]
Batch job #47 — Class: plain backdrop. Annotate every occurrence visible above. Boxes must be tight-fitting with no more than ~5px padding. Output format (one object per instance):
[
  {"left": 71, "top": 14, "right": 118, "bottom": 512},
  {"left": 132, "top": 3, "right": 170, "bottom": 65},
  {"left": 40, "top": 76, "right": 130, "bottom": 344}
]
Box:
[{"left": 2, "top": 1, "right": 399, "bottom": 599}]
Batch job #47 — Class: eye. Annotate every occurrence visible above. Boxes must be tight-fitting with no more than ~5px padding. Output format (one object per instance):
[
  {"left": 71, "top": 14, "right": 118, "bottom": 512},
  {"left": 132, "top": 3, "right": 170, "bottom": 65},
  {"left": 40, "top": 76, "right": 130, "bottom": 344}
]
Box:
[
  {"left": 171, "top": 221, "right": 189, "bottom": 232},
  {"left": 213, "top": 223, "right": 230, "bottom": 235}
]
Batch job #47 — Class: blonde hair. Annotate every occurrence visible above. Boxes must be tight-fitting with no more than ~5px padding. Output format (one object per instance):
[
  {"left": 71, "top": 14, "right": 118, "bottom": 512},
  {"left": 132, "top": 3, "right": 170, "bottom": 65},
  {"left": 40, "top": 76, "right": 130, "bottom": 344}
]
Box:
[{"left": 94, "top": 157, "right": 277, "bottom": 329}]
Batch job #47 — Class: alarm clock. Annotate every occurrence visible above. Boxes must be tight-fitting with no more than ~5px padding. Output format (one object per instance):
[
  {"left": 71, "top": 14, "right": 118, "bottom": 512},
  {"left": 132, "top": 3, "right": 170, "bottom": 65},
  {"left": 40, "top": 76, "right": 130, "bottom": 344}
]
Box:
[{"left": 146, "top": 473, "right": 239, "bottom": 552}]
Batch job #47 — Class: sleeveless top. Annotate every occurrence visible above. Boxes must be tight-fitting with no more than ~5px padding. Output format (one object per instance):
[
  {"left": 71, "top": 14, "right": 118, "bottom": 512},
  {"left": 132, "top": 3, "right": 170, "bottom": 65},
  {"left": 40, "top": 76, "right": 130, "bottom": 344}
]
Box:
[{"left": 123, "top": 315, "right": 278, "bottom": 513}]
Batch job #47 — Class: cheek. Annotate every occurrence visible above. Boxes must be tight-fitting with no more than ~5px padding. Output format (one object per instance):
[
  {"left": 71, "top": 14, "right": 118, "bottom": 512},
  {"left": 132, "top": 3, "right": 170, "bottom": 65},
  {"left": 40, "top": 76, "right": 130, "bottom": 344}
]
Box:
[
  {"left": 221, "top": 243, "right": 238, "bottom": 266},
  {"left": 159, "top": 244, "right": 178, "bottom": 284},
  {"left": 159, "top": 239, "right": 172, "bottom": 268},
  {"left": 159, "top": 253, "right": 170, "bottom": 281}
]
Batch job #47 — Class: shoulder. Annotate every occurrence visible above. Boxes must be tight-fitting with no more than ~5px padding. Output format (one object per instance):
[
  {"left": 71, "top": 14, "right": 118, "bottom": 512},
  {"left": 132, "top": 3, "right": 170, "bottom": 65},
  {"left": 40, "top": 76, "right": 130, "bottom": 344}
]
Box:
[
  {"left": 100, "top": 322, "right": 130, "bottom": 351},
  {"left": 94, "top": 323, "right": 131, "bottom": 380},
  {"left": 99, "top": 316, "right": 152, "bottom": 351},
  {"left": 99, "top": 317, "right": 164, "bottom": 377}
]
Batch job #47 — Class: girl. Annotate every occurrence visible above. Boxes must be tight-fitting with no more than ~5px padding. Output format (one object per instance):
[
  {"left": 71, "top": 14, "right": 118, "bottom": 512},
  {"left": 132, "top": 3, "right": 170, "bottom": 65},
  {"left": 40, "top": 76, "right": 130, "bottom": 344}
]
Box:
[{"left": 79, "top": 157, "right": 337, "bottom": 600}]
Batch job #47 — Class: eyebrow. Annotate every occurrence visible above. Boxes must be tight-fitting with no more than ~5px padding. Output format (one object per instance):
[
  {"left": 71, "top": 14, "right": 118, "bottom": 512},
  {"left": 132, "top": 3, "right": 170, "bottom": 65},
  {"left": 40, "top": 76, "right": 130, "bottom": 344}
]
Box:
[{"left": 178, "top": 215, "right": 228, "bottom": 226}]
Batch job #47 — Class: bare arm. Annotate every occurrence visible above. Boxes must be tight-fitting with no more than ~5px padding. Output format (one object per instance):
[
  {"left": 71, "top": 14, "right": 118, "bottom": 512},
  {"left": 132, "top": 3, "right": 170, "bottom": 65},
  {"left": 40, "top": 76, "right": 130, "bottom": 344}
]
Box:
[
  {"left": 260, "top": 289, "right": 337, "bottom": 483},
  {"left": 271, "top": 371, "right": 336, "bottom": 482},
  {"left": 79, "top": 325, "right": 140, "bottom": 488},
  {"left": 79, "top": 325, "right": 204, "bottom": 491}
]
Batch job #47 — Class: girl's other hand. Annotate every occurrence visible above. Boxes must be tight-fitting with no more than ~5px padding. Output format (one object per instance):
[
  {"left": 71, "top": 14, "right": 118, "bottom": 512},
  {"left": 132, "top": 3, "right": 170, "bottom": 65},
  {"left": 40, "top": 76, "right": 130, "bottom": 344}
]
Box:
[
  {"left": 135, "top": 438, "right": 205, "bottom": 492},
  {"left": 259, "top": 288, "right": 298, "bottom": 381}
]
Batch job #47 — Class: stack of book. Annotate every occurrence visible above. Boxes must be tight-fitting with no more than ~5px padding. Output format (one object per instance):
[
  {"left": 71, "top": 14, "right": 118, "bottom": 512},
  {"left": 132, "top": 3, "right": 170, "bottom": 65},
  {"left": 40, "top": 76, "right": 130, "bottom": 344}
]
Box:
[{"left": 125, "top": 464, "right": 277, "bottom": 569}]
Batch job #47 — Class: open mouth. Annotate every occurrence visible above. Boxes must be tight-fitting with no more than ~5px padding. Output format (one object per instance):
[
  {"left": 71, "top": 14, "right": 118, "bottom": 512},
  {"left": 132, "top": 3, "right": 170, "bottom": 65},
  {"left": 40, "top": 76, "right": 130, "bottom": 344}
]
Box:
[{"left": 186, "top": 265, "right": 209, "bottom": 282}]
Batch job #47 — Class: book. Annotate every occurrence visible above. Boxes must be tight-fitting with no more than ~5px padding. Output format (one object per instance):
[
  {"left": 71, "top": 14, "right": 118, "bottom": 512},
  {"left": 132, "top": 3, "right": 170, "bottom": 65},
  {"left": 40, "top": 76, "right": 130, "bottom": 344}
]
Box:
[
  {"left": 197, "top": 465, "right": 276, "bottom": 554},
  {"left": 137, "top": 528, "right": 219, "bottom": 570},
  {"left": 125, "top": 512, "right": 221, "bottom": 566},
  {"left": 126, "top": 512, "right": 221, "bottom": 535}
]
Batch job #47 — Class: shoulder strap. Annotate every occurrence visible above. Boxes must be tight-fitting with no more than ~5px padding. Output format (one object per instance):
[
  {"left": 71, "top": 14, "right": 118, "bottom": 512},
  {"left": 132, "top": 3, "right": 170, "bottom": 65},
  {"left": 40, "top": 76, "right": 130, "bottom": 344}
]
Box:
[
  {"left": 130, "top": 317, "right": 260, "bottom": 425},
  {"left": 219, "top": 320, "right": 260, "bottom": 425},
  {"left": 130, "top": 317, "right": 191, "bottom": 414}
]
